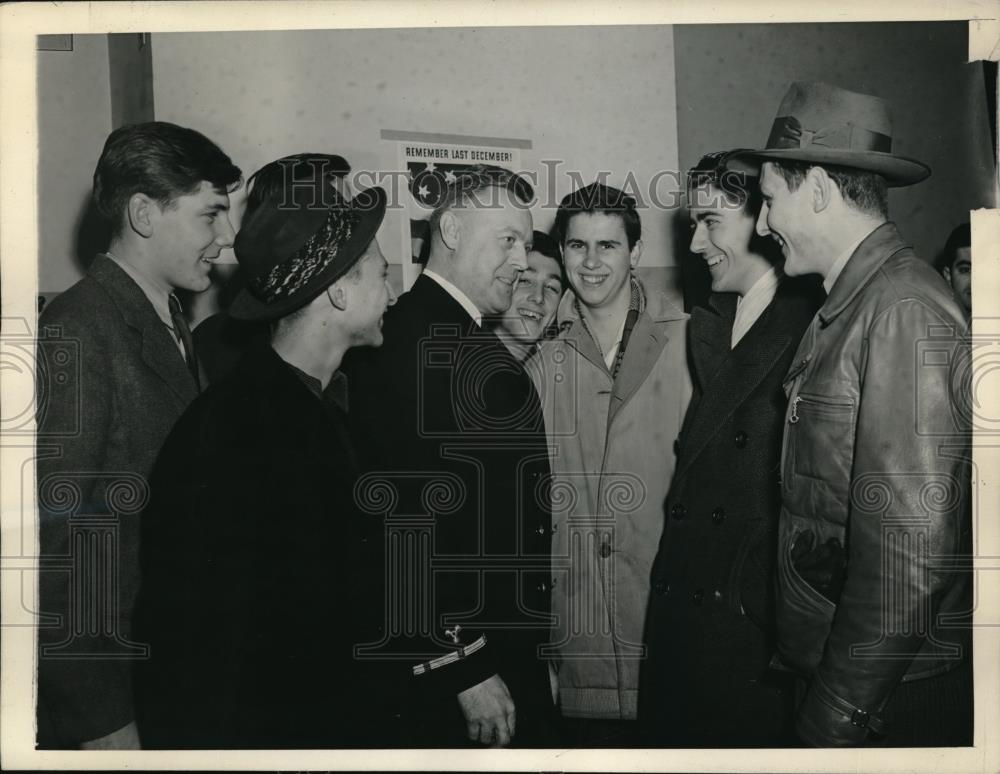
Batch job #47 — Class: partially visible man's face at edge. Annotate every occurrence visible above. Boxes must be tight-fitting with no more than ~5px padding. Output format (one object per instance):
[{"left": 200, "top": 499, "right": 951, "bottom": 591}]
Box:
[
  {"left": 497, "top": 250, "right": 564, "bottom": 344},
  {"left": 449, "top": 187, "right": 533, "bottom": 316},
  {"left": 944, "top": 246, "right": 972, "bottom": 317}
]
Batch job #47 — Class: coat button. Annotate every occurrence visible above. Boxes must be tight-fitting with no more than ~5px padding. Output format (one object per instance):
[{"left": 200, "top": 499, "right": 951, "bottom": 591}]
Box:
[
  {"left": 599, "top": 540, "right": 612, "bottom": 559},
  {"left": 692, "top": 589, "right": 705, "bottom": 605},
  {"left": 713, "top": 590, "right": 724, "bottom": 605},
  {"left": 536, "top": 581, "right": 548, "bottom": 592},
  {"left": 535, "top": 525, "right": 547, "bottom": 536},
  {"left": 653, "top": 580, "right": 669, "bottom": 596},
  {"left": 735, "top": 431, "right": 748, "bottom": 449},
  {"left": 670, "top": 503, "right": 686, "bottom": 521},
  {"left": 711, "top": 507, "right": 726, "bottom": 525}
]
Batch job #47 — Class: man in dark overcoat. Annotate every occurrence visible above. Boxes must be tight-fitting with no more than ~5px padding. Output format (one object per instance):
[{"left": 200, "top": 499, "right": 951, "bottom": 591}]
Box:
[
  {"left": 640, "top": 151, "right": 820, "bottom": 746},
  {"left": 345, "top": 166, "right": 558, "bottom": 747},
  {"left": 35, "top": 122, "right": 241, "bottom": 749},
  {"left": 132, "top": 160, "right": 396, "bottom": 748}
]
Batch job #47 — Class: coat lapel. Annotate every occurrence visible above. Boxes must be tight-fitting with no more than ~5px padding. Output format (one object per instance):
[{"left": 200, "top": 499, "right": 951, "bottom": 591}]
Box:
[
  {"left": 689, "top": 294, "right": 736, "bottom": 390},
  {"left": 607, "top": 311, "right": 669, "bottom": 426},
  {"left": 674, "top": 289, "right": 797, "bottom": 483},
  {"left": 553, "top": 283, "right": 688, "bottom": 427},
  {"left": 90, "top": 255, "right": 198, "bottom": 404}
]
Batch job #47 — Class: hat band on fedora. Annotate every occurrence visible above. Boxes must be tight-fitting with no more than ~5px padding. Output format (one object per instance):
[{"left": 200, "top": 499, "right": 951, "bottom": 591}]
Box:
[
  {"left": 766, "top": 115, "right": 892, "bottom": 154},
  {"left": 249, "top": 206, "right": 359, "bottom": 304}
]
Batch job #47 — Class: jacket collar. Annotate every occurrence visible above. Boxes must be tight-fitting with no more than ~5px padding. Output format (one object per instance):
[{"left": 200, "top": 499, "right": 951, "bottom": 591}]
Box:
[
  {"left": 556, "top": 275, "right": 687, "bottom": 424},
  {"left": 555, "top": 275, "right": 688, "bottom": 332},
  {"left": 817, "top": 222, "right": 910, "bottom": 327},
  {"left": 236, "top": 344, "right": 360, "bottom": 475},
  {"left": 89, "top": 254, "right": 198, "bottom": 403}
]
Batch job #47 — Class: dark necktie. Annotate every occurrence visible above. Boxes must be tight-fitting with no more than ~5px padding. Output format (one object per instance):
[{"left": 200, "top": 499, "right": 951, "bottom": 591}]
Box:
[{"left": 168, "top": 294, "right": 201, "bottom": 392}]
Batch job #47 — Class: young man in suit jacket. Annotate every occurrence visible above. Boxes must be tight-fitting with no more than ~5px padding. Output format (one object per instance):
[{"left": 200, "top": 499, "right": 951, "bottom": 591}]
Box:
[
  {"left": 35, "top": 122, "right": 241, "bottom": 750},
  {"left": 640, "top": 151, "right": 820, "bottom": 747},
  {"left": 133, "top": 162, "right": 396, "bottom": 748},
  {"left": 346, "top": 166, "right": 558, "bottom": 747}
]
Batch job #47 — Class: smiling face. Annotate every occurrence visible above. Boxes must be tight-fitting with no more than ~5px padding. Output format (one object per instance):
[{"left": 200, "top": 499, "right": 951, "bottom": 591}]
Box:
[
  {"left": 756, "top": 162, "right": 820, "bottom": 277},
  {"left": 148, "top": 180, "right": 236, "bottom": 292},
  {"left": 496, "top": 249, "right": 564, "bottom": 344},
  {"left": 562, "top": 212, "right": 640, "bottom": 312},
  {"left": 689, "top": 183, "right": 771, "bottom": 296},
  {"left": 449, "top": 188, "right": 533, "bottom": 315}
]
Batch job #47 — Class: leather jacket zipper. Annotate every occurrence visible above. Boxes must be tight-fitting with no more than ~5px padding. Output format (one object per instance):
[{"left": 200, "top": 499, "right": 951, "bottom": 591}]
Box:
[{"left": 789, "top": 396, "right": 802, "bottom": 424}]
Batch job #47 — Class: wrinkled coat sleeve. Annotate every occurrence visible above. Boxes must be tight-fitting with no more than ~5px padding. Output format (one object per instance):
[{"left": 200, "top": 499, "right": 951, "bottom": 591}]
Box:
[{"left": 796, "top": 300, "right": 969, "bottom": 745}]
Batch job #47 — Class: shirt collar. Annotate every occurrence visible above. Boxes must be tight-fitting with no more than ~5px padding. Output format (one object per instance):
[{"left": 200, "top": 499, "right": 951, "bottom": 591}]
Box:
[
  {"left": 422, "top": 268, "right": 483, "bottom": 327},
  {"left": 738, "top": 265, "right": 781, "bottom": 307},
  {"left": 282, "top": 357, "right": 350, "bottom": 413},
  {"left": 823, "top": 227, "right": 877, "bottom": 295},
  {"left": 106, "top": 251, "right": 174, "bottom": 330},
  {"left": 731, "top": 265, "right": 781, "bottom": 349}
]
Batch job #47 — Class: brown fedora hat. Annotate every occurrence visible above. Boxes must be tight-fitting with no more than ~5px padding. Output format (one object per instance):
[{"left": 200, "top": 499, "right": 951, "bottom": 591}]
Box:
[
  {"left": 726, "top": 81, "right": 930, "bottom": 187},
  {"left": 230, "top": 159, "right": 386, "bottom": 321}
]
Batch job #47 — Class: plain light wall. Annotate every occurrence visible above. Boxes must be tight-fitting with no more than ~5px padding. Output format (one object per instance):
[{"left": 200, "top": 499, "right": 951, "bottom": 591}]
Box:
[
  {"left": 673, "top": 21, "right": 995, "bottom": 266},
  {"left": 37, "top": 34, "right": 112, "bottom": 293},
  {"left": 150, "top": 26, "right": 682, "bottom": 278}
]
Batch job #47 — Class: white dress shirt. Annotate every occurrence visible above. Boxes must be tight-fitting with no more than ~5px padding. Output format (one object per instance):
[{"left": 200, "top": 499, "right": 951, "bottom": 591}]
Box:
[{"left": 731, "top": 266, "right": 781, "bottom": 349}]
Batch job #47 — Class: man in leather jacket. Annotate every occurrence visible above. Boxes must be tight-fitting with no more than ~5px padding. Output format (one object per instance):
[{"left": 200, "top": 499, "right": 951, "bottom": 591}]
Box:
[{"left": 727, "top": 82, "right": 972, "bottom": 747}]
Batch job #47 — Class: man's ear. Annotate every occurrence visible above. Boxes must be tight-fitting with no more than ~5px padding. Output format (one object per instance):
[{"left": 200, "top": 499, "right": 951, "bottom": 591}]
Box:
[
  {"left": 941, "top": 266, "right": 952, "bottom": 285},
  {"left": 810, "top": 167, "right": 833, "bottom": 213},
  {"left": 438, "top": 210, "right": 461, "bottom": 251},
  {"left": 126, "top": 193, "right": 157, "bottom": 238},
  {"left": 326, "top": 283, "right": 349, "bottom": 311},
  {"left": 629, "top": 239, "right": 644, "bottom": 268}
]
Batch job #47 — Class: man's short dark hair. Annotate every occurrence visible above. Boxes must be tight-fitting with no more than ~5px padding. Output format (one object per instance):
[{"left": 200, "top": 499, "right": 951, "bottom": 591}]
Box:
[
  {"left": 427, "top": 165, "right": 534, "bottom": 245},
  {"left": 687, "top": 151, "right": 762, "bottom": 216},
  {"left": 767, "top": 160, "right": 888, "bottom": 219},
  {"left": 530, "top": 230, "right": 561, "bottom": 264},
  {"left": 552, "top": 183, "right": 641, "bottom": 250},
  {"left": 245, "top": 153, "right": 350, "bottom": 216},
  {"left": 94, "top": 121, "right": 242, "bottom": 237},
  {"left": 935, "top": 222, "right": 971, "bottom": 275},
  {"left": 530, "top": 229, "right": 565, "bottom": 285}
]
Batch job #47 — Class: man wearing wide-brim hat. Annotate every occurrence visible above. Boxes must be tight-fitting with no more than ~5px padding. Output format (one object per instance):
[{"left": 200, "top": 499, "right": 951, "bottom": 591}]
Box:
[
  {"left": 133, "top": 160, "right": 398, "bottom": 748},
  {"left": 725, "top": 81, "right": 972, "bottom": 747}
]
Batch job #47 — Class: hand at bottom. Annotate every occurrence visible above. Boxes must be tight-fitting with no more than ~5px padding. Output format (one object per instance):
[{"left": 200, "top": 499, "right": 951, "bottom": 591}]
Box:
[{"left": 457, "top": 673, "right": 516, "bottom": 747}]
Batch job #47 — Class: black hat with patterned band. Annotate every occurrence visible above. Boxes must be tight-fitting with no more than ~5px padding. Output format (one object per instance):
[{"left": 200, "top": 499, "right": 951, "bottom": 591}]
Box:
[
  {"left": 725, "top": 81, "right": 930, "bottom": 187},
  {"left": 230, "top": 160, "right": 386, "bottom": 321}
]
